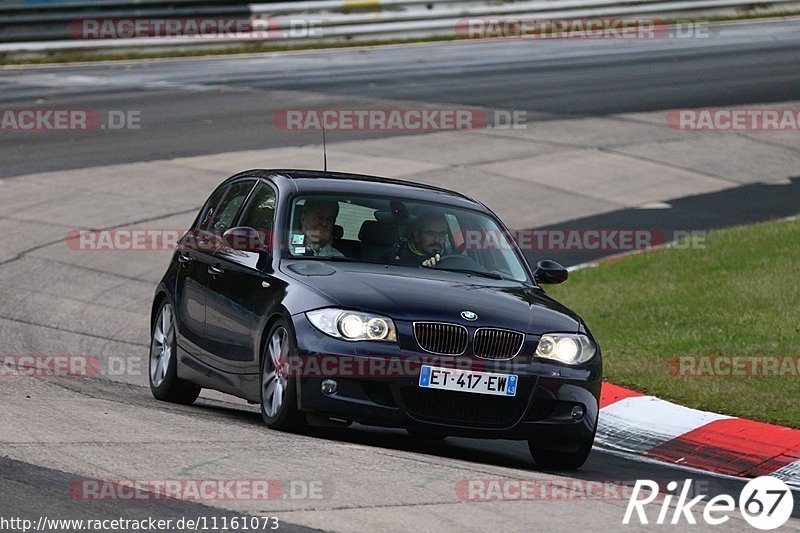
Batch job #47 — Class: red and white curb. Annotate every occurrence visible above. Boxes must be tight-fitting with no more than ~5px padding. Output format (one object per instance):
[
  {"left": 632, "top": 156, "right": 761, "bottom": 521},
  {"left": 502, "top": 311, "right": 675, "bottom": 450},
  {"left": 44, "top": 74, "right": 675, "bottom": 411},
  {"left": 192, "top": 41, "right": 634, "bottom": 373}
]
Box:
[{"left": 597, "top": 383, "right": 800, "bottom": 488}]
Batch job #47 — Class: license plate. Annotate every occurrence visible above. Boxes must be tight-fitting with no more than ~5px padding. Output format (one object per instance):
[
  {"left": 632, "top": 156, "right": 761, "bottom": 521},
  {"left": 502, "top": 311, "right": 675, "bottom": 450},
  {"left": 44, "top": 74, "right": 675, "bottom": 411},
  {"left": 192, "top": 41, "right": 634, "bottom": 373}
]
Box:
[{"left": 418, "top": 365, "right": 518, "bottom": 397}]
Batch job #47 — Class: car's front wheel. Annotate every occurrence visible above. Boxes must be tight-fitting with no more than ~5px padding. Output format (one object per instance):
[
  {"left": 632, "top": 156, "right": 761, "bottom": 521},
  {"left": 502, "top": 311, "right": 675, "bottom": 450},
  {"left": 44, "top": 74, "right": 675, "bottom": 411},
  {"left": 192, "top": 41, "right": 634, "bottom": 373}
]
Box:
[
  {"left": 260, "top": 320, "right": 306, "bottom": 431},
  {"left": 149, "top": 300, "right": 201, "bottom": 404}
]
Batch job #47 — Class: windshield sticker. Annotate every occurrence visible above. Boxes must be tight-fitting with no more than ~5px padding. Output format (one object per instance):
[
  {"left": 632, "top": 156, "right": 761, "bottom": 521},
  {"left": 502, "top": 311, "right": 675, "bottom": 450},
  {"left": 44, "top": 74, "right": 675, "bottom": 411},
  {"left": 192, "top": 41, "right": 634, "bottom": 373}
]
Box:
[{"left": 292, "top": 234, "right": 305, "bottom": 245}]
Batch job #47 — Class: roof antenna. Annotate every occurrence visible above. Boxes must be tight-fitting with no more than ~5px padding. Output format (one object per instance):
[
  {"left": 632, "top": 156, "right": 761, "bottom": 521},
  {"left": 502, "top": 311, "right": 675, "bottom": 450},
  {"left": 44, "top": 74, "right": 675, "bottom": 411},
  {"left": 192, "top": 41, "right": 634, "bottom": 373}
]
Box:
[{"left": 321, "top": 122, "right": 328, "bottom": 172}]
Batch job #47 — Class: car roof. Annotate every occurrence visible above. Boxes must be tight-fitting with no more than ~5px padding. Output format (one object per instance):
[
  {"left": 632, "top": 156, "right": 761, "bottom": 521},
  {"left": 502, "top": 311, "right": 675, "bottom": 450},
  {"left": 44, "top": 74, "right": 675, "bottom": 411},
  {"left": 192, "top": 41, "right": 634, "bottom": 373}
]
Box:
[{"left": 228, "top": 169, "right": 489, "bottom": 212}]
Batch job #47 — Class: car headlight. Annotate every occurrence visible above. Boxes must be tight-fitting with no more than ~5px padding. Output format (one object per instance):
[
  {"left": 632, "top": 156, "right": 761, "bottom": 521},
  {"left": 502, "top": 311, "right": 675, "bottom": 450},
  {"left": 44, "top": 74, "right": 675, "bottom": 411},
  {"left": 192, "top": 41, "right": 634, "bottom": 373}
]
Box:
[
  {"left": 306, "top": 309, "right": 397, "bottom": 342},
  {"left": 535, "top": 333, "right": 596, "bottom": 364}
]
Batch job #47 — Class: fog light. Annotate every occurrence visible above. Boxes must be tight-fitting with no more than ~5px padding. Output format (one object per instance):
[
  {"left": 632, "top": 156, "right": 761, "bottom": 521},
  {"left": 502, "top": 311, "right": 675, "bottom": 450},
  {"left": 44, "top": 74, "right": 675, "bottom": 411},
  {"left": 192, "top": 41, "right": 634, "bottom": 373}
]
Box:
[
  {"left": 321, "top": 379, "right": 338, "bottom": 395},
  {"left": 571, "top": 405, "right": 585, "bottom": 420}
]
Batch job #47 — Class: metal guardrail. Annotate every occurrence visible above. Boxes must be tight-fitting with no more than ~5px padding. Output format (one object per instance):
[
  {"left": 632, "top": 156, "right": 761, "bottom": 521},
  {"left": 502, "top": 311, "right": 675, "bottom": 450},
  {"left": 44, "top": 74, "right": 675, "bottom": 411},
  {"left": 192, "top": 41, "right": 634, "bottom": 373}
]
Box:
[
  {"left": 254, "top": 0, "right": 800, "bottom": 27},
  {"left": 1, "top": 0, "right": 799, "bottom": 53},
  {"left": 251, "top": 0, "right": 700, "bottom": 13},
  {"left": 0, "top": 0, "right": 249, "bottom": 14},
  {"left": 0, "top": 1, "right": 224, "bottom": 8},
  {"left": 0, "top": 0, "right": 252, "bottom": 41}
]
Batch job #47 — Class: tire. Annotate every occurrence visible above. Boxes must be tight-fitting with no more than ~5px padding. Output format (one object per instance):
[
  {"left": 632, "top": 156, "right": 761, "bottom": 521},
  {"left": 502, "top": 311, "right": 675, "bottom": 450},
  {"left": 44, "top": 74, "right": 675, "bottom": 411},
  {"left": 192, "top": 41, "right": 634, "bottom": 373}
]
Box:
[
  {"left": 149, "top": 300, "right": 201, "bottom": 405},
  {"left": 527, "top": 437, "right": 593, "bottom": 470},
  {"left": 260, "top": 319, "right": 306, "bottom": 431},
  {"left": 407, "top": 430, "right": 447, "bottom": 441}
]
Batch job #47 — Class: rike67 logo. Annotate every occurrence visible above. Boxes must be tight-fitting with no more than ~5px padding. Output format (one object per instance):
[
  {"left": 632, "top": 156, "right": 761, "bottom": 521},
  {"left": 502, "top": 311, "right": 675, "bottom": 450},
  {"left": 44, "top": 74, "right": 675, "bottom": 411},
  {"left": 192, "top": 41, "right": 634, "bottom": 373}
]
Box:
[{"left": 624, "top": 476, "right": 794, "bottom": 529}]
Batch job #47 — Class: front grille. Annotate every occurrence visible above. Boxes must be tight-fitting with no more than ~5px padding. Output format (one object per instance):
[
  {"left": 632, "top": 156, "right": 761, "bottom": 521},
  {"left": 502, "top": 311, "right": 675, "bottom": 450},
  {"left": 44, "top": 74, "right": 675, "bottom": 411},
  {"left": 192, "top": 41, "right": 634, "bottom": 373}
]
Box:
[
  {"left": 401, "top": 387, "right": 527, "bottom": 427},
  {"left": 414, "top": 322, "right": 468, "bottom": 355},
  {"left": 473, "top": 328, "right": 524, "bottom": 359}
]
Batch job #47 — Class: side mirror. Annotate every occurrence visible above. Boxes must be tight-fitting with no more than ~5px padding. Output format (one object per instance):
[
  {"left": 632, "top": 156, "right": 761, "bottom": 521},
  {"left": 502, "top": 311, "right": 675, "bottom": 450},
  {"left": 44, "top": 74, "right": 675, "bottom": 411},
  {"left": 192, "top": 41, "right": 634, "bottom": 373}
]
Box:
[
  {"left": 222, "top": 226, "right": 270, "bottom": 253},
  {"left": 534, "top": 260, "right": 568, "bottom": 285}
]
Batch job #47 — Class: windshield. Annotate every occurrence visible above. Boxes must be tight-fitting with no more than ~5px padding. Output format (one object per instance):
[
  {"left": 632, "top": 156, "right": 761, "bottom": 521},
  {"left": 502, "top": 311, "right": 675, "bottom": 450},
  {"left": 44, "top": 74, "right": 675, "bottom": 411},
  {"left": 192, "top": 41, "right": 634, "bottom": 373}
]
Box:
[{"left": 285, "top": 194, "right": 530, "bottom": 283}]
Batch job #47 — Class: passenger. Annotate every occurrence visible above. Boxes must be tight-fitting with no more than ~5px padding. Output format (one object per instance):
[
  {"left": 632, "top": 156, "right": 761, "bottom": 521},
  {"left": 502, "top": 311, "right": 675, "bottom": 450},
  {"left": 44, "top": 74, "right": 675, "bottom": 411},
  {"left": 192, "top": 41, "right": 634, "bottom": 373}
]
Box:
[
  {"left": 384, "top": 211, "right": 448, "bottom": 267},
  {"left": 299, "top": 199, "right": 344, "bottom": 257}
]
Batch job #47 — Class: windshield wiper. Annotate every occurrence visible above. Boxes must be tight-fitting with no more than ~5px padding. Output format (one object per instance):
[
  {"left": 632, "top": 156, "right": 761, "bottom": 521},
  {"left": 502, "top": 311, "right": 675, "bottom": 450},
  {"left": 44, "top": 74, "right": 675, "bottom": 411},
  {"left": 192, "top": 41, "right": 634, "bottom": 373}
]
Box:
[{"left": 433, "top": 267, "right": 504, "bottom": 280}]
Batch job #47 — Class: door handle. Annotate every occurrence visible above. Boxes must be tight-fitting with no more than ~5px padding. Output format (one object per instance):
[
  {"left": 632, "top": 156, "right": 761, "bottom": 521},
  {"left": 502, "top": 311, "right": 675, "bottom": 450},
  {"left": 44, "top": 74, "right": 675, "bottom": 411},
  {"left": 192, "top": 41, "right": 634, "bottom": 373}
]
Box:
[
  {"left": 178, "top": 253, "right": 192, "bottom": 265},
  {"left": 208, "top": 265, "right": 224, "bottom": 277}
]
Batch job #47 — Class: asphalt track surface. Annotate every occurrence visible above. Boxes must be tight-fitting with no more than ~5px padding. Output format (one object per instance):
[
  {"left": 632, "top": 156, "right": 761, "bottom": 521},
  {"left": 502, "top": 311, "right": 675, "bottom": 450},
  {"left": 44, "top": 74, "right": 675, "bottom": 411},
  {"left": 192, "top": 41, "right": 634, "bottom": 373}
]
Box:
[
  {"left": 1, "top": 18, "right": 800, "bottom": 177},
  {"left": 1, "top": 18, "right": 800, "bottom": 532}
]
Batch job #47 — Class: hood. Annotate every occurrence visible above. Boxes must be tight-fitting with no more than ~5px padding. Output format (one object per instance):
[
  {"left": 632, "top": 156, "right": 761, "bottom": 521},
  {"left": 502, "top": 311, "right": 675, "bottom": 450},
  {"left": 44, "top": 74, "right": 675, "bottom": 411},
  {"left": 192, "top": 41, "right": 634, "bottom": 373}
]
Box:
[{"left": 281, "top": 261, "right": 581, "bottom": 334}]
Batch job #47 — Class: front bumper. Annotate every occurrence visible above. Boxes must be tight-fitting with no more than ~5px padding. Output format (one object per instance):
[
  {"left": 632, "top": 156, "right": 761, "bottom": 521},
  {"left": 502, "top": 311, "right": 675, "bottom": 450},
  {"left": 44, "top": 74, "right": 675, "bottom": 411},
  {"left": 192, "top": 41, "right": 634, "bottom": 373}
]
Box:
[{"left": 290, "top": 313, "right": 601, "bottom": 442}]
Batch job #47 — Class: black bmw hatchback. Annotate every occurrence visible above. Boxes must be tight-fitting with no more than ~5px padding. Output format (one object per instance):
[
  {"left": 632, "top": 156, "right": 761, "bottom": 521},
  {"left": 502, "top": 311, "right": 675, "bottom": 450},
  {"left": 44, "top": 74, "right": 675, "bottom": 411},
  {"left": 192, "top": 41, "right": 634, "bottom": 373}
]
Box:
[{"left": 150, "top": 169, "right": 602, "bottom": 469}]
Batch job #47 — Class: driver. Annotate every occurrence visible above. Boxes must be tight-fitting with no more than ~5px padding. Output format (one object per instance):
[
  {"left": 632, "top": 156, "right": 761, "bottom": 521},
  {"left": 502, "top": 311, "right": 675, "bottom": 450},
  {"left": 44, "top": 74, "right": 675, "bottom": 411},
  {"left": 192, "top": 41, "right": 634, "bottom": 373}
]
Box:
[{"left": 384, "top": 211, "right": 448, "bottom": 267}]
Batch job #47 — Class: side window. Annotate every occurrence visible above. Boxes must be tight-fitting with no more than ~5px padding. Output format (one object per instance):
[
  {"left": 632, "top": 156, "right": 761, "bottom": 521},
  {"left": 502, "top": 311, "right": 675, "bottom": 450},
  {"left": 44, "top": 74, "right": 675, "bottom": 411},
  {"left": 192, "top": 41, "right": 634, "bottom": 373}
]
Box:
[
  {"left": 207, "top": 180, "right": 256, "bottom": 233},
  {"left": 239, "top": 182, "right": 277, "bottom": 237},
  {"left": 197, "top": 186, "right": 228, "bottom": 231}
]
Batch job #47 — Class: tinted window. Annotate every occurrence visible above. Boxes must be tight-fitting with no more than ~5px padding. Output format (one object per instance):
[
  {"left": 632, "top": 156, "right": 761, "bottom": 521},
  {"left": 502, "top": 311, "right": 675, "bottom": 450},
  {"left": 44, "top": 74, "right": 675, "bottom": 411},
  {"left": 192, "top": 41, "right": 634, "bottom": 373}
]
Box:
[
  {"left": 197, "top": 185, "right": 228, "bottom": 231},
  {"left": 239, "top": 182, "right": 277, "bottom": 232},
  {"left": 207, "top": 180, "right": 256, "bottom": 233}
]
